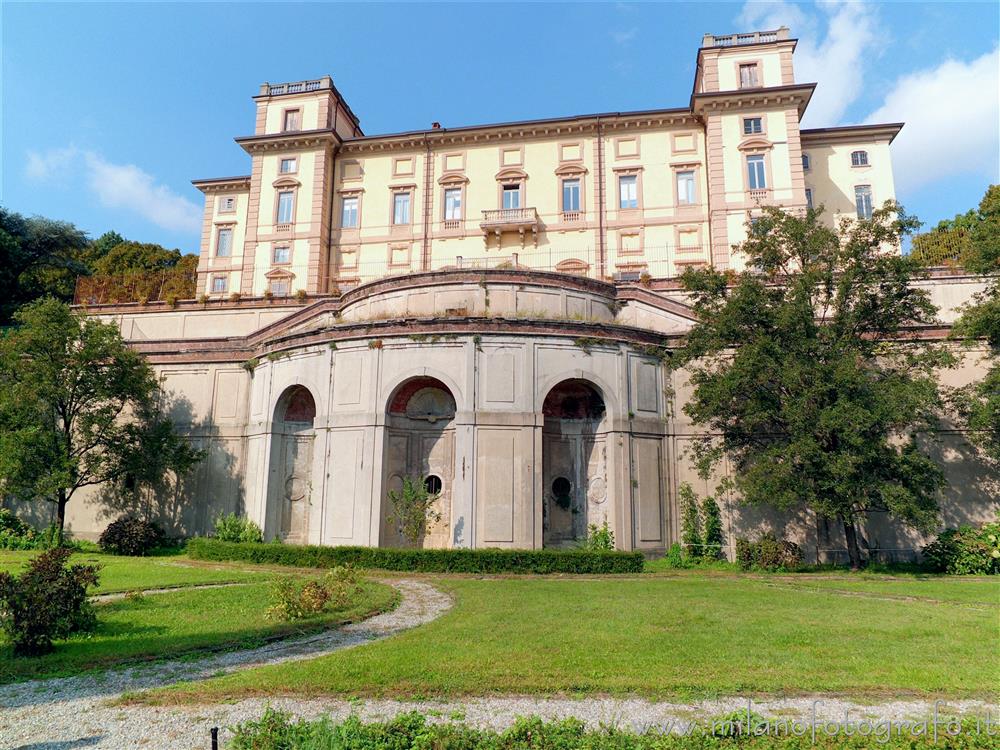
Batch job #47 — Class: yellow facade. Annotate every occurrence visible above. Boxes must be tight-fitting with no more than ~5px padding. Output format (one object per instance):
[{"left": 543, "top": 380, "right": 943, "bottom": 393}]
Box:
[{"left": 193, "top": 27, "right": 902, "bottom": 296}]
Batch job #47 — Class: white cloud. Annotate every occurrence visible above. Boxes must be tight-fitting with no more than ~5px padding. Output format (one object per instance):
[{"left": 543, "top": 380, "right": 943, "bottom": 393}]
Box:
[
  {"left": 737, "top": 1, "right": 878, "bottom": 126},
  {"left": 25, "top": 146, "right": 79, "bottom": 181},
  {"left": 865, "top": 48, "right": 1000, "bottom": 195},
  {"left": 23, "top": 147, "right": 201, "bottom": 234}
]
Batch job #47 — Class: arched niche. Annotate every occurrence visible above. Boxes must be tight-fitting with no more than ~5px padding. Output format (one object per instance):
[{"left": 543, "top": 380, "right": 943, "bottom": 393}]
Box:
[
  {"left": 380, "top": 376, "right": 456, "bottom": 548},
  {"left": 265, "top": 385, "right": 316, "bottom": 543},
  {"left": 541, "top": 379, "right": 609, "bottom": 547}
]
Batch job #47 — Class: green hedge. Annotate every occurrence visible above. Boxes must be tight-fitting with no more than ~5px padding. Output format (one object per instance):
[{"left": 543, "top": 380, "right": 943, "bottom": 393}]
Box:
[{"left": 186, "top": 538, "right": 644, "bottom": 574}]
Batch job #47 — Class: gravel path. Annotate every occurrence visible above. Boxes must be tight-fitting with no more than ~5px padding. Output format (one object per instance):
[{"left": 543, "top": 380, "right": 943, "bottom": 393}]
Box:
[{"left": 0, "top": 579, "right": 451, "bottom": 749}]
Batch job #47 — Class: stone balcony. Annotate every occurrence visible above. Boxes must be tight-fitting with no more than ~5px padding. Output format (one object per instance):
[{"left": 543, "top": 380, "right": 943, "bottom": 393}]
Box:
[
  {"left": 702, "top": 27, "right": 789, "bottom": 48},
  {"left": 480, "top": 207, "right": 540, "bottom": 247}
]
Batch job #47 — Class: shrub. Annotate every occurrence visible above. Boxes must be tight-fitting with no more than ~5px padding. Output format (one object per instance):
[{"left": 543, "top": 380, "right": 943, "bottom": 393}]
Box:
[
  {"left": 701, "top": 494, "right": 724, "bottom": 560},
  {"left": 0, "top": 509, "right": 40, "bottom": 550},
  {"left": 679, "top": 483, "right": 702, "bottom": 558},
  {"left": 212, "top": 512, "right": 263, "bottom": 544},
  {"left": 187, "top": 538, "right": 645, "bottom": 575},
  {"left": 922, "top": 521, "right": 1000, "bottom": 574},
  {"left": 98, "top": 516, "right": 164, "bottom": 556},
  {"left": 386, "top": 476, "right": 441, "bottom": 545},
  {"left": 583, "top": 520, "right": 614, "bottom": 551},
  {"left": 0, "top": 547, "right": 100, "bottom": 655},
  {"left": 662, "top": 542, "right": 689, "bottom": 569},
  {"left": 266, "top": 566, "right": 363, "bottom": 621},
  {"left": 735, "top": 533, "right": 802, "bottom": 572}
]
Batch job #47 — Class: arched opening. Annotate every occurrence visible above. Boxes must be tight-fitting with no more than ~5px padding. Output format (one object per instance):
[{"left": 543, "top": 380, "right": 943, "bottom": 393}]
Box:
[
  {"left": 542, "top": 379, "right": 608, "bottom": 547},
  {"left": 381, "top": 376, "right": 456, "bottom": 548},
  {"left": 266, "top": 385, "right": 316, "bottom": 543}
]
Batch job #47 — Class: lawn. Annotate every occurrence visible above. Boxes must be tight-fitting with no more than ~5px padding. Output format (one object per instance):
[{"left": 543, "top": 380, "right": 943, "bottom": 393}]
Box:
[
  {"left": 0, "top": 549, "right": 272, "bottom": 593},
  {"left": 144, "top": 572, "right": 999, "bottom": 704},
  {"left": 0, "top": 577, "right": 398, "bottom": 683}
]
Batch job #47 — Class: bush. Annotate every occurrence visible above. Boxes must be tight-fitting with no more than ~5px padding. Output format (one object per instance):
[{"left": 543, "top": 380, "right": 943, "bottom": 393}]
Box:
[
  {"left": 187, "top": 538, "right": 645, "bottom": 575},
  {"left": 266, "top": 566, "right": 363, "bottom": 621},
  {"left": 701, "top": 495, "right": 724, "bottom": 560},
  {"left": 0, "top": 547, "right": 100, "bottom": 655},
  {"left": 922, "top": 521, "right": 1000, "bottom": 574},
  {"left": 0, "top": 509, "right": 40, "bottom": 550},
  {"left": 735, "top": 533, "right": 802, "bottom": 572},
  {"left": 98, "top": 516, "right": 165, "bottom": 556},
  {"left": 228, "top": 709, "right": 997, "bottom": 750},
  {"left": 679, "top": 483, "right": 702, "bottom": 558},
  {"left": 212, "top": 512, "right": 263, "bottom": 544},
  {"left": 582, "top": 520, "right": 614, "bottom": 551},
  {"left": 387, "top": 476, "right": 441, "bottom": 545}
]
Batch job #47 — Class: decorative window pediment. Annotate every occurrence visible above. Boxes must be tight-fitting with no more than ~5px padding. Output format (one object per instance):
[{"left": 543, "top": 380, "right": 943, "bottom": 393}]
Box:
[
  {"left": 438, "top": 172, "right": 470, "bottom": 185},
  {"left": 737, "top": 137, "right": 773, "bottom": 152},
  {"left": 554, "top": 163, "right": 588, "bottom": 176},
  {"left": 272, "top": 176, "right": 301, "bottom": 188},
  {"left": 495, "top": 167, "right": 528, "bottom": 182},
  {"left": 264, "top": 268, "right": 295, "bottom": 280}
]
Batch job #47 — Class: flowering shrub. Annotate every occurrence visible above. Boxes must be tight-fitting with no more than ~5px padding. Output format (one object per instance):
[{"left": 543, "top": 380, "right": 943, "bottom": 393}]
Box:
[{"left": 922, "top": 521, "right": 1000, "bottom": 574}]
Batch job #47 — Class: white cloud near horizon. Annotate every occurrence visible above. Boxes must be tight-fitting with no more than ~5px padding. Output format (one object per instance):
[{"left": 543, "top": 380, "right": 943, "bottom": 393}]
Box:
[
  {"left": 865, "top": 48, "right": 1000, "bottom": 195},
  {"left": 24, "top": 147, "right": 201, "bottom": 235},
  {"left": 738, "top": 0, "right": 877, "bottom": 127}
]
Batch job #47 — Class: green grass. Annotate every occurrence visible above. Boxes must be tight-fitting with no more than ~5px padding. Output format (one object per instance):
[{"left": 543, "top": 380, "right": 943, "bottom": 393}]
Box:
[
  {"left": 144, "top": 572, "right": 999, "bottom": 704},
  {"left": 0, "top": 549, "right": 272, "bottom": 594},
  {"left": 0, "top": 578, "right": 398, "bottom": 684}
]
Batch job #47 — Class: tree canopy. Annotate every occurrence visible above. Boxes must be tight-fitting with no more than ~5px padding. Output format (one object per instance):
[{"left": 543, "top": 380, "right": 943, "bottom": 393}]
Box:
[
  {"left": 674, "top": 202, "right": 953, "bottom": 568},
  {"left": 950, "top": 185, "right": 1000, "bottom": 463},
  {"left": 0, "top": 298, "right": 203, "bottom": 537}
]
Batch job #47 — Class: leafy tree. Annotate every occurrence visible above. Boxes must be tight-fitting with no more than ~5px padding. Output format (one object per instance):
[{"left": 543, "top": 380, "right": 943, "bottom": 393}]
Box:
[
  {"left": 387, "top": 476, "right": 442, "bottom": 546},
  {"left": 0, "top": 208, "right": 89, "bottom": 323},
  {"left": 674, "top": 202, "right": 952, "bottom": 569},
  {"left": 91, "top": 240, "right": 185, "bottom": 276},
  {"left": 951, "top": 185, "right": 1000, "bottom": 463},
  {"left": 910, "top": 184, "right": 999, "bottom": 269},
  {"left": 0, "top": 298, "right": 203, "bottom": 540}
]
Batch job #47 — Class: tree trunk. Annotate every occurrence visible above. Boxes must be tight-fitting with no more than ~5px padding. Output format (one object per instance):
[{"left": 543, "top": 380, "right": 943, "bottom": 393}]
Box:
[
  {"left": 842, "top": 517, "right": 862, "bottom": 570},
  {"left": 56, "top": 489, "right": 68, "bottom": 546}
]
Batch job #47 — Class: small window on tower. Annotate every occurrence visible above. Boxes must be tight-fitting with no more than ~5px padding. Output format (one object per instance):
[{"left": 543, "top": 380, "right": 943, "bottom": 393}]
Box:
[
  {"left": 739, "top": 63, "right": 759, "bottom": 89},
  {"left": 283, "top": 109, "right": 301, "bottom": 132},
  {"left": 742, "top": 117, "right": 763, "bottom": 135}
]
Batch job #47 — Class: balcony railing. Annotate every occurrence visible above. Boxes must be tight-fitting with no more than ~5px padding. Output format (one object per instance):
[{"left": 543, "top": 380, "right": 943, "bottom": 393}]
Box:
[
  {"left": 703, "top": 28, "right": 788, "bottom": 48},
  {"left": 262, "top": 77, "right": 330, "bottom": 96},
  {"left": 561, "top": 210, "right": 583, "bottom": 223},
  {"left": 748, "top": 188, "right": 771, "bottom": 204},
  {"left": 481, "top": 207, "right": 538, "bottom": 226},
  {"left": 480, "top": 207, "right": 540, "bottom": 247}
]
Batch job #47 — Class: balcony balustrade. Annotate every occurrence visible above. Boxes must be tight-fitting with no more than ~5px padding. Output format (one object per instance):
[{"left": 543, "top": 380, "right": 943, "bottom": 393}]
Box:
[{"left": 480, "top": 207, "right": 539, "bottom": 247}]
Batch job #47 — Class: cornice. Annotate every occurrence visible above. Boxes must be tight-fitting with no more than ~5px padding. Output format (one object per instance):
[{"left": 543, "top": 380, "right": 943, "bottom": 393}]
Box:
[
  {"left": 691, "top": 83, "right": 816, "bottom": 117},
  {"left": 191, "top": 175, "right": 251, "bottom": 193},
  {"left": 235, "top": 129, "right": 340, "bottom": 155},
  {"left": 800, "top": 122, "right": 904, "bottom": 145}
]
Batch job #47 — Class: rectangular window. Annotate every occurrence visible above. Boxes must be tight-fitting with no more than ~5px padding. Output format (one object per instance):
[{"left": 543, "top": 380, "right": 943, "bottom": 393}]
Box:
[
  {"left": 219, "top": 196, "right": 236, "bottom": 212},
  {"left": 746, "top": 155, "right": 767, "bottom": 190},
  {"left": 742, "top": 117, "right": 763, "bottom": 135},
  {"left": 739, "top": 63, "right": 759, "bottom": 89},
  {"left": 270, "top": 279, "right": 290, "bottom": 296},
  {"left": 283, "top": 109, "right": 300, "bottom": 132},
  {"left": 340, "top": 196, "right": 358, "bottom": 228},
  {"left": 393, "top": 192, "right": 411, "bottom": 224},
  {"left": 676, "top": 171, "right": 696, "bottom": 205},
  {"left": 216, "top": 227, "right": 233, "bottom": 257},
  {"left": 272, "top": 246, "right": 290, "bottom": 264},
  {"left": 855, "top": 185, "right": 873, "bottom": 219},
  {"left": 276, "top": 191, "right": 294, "bottom": 224},
  {"left": 805, "top": 188, "right": 813, "bottom": 209},
  {"left": 211, "top": 275, "right": 227, "bottom": 293},
  {"left": 444, "top": 188, "right": 462, "bottom": 220},
  {"left": 562, "top": 179, "right": 580, "bottom": 212},
  {"left": 619, "top": 174, "right": 638, "bottom": 209},
  {"left": 279, "top": 158, "right": 297, "bottom": 174},
  {"left": 502, "top": 184, "right": 521, "bottom": 210},
  {"left": 802, "top": 153, "right": 811, "bottom": 171}
]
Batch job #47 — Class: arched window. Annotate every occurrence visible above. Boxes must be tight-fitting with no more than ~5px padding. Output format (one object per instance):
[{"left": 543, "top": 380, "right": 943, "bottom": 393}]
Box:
[{"left": 851, "top": 150, "right": 869, "bottom": 167}]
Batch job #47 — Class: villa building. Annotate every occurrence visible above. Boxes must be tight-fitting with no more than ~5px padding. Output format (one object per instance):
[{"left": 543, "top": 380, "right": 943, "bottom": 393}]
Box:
[{"left": 62, "top": 28, "right": 994, "bottom": 560}]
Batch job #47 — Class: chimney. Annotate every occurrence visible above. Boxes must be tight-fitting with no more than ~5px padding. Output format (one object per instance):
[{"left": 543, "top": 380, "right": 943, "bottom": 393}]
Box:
[{"left": 431, "top": 122, "right": 441, "bottom": 129}]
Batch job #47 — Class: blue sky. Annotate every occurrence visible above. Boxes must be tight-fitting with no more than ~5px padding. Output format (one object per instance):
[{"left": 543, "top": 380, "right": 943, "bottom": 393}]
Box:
[{"left": 3, "top": 1, "right": 998, "bottom": 254}]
